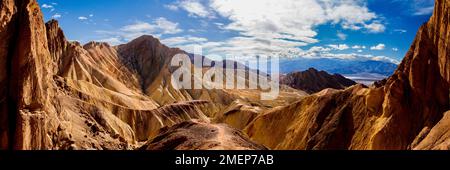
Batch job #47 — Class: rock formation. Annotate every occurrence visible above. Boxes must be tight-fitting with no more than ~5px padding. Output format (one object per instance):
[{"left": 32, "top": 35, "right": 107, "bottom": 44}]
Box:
[
  {"left": 281, "top": 68, "right": 356, "bottom": 94},
  {"left": 0, "top": 0, "right": 214, "bottom": 149},
  {"left": 0, "top": 0, "right": 304, "bottom": 150},
  {"left": 245, "top": 0, "right": 450, "bottom": 150},
  {"left": 1, "top": 0, "right": 59, "bottom": 150}
]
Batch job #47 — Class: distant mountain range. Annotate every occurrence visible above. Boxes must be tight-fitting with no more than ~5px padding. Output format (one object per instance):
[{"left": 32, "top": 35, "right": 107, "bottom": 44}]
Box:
[{"left": 279, "top": 58, "right": 398, "bottom": 76}]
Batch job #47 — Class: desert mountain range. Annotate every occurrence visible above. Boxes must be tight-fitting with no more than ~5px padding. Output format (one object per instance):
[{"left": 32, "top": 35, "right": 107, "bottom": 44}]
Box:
[{"left": 0, "top": 0, "right": 449, "bottom": 150}]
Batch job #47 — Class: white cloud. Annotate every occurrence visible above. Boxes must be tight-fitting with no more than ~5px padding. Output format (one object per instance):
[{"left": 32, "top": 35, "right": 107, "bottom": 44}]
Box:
[
  {"left": 41, "top": 4, "right": 53, "bottom": 9},
  {"left": 97, "top": 17, "right": 183, "bottom": 43},
  {"left": 200, "top": 20, "right": 209, "bottom": 27},
  {"left": 172, "top": 0, "right": 215, "bottom": 18},
  {"left": 352, "top": 45, "right": 362, "bottom": 49},
  {"left": 370, "top": 43, "right": 385, "bottom": 50},
  {"left": 119, "top": 18, "right": 182, "bottom": 35},
  {"left": 162, "top": 0, "right": 387, "bottom": 60},
  {"left": 89, "top": 14, "right": 94, "bottom": 17},
  {"left": 42, "top": 3, "right": 56, "bottom": 12},
  {"left": 413, "top": 6, "right": 434, "bottom": 15},
  {"left": 161, "top": 36, "right": 208, "bottom": 47},
  {"left": 205, "top": 37, "right": 306, "bottom": 56},
  {"left": 411, "top": 0, "right": 435, "bottom": 16},
  {"left": 291, "top": 46, "right": 399, "bottom": 64},
  {"left": 328, "top": 44, "right": 350, "bottom": 50},
  {"left": 327, "top": 3, "right": 378, "bottom": 28},
  {"left": 120, "top": 22, "right": 154, "bottom": 32},
  {"left": 165, "top": 4, "right": 179, "bottom": 11},
  {"left": 394, "top": 29, "right": 407, "bottom": 33},
  {"left": 187, "top": 42, "right": 399, "bottom": 64},
  {"left": 180, "top": 36, "right": 309, "bottom": 58},
  {"left": 392, "top": 48, "right": 399, "bottom": 51},
  {"left": 370, "top": 55, "right": 400, "bottom": 64},
  {"left": 364, "top": 21, "right": 385, "bottom": 33},
  {"left": 78, "top": 16, "right": 88, "bottom": 20},
  {"left": 97, "top": 37, "right": 123, "bottom": 45},
  {"left": 308, "top": 46, "right": 333, "bottom": 53},
  {"left": 188, "top": 0, "right": 385, "bottom": 57},
  {"left": 52, "top": 13, "right": 62, "bottom": 19},
  {"left": 337, "top": 32, "right": 347, "bottom": 40},
  {"left": 323, "top": 53, "right": 398, "bottom": 64},
  {"left": 396, "top": 0, "right": 434, "bottom": 16},
  {"left": 154, "top": 17, "right": 183, "bottom": 34}
]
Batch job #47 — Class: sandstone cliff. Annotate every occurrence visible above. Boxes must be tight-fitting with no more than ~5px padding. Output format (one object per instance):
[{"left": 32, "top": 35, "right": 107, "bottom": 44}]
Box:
[{"left": 245, "top": 0, "right": 450, "bottom": 150}]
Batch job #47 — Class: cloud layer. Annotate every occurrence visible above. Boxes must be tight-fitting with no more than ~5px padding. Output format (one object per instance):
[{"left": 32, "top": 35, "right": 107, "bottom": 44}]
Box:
[
  {"left": 208, "top": 0, "right": 384, "bottom": 49},
  {"left": 92, "top": 0, "right": 398, "bottom": 64},
  {"left": 163, "top": 0, "right": 388, "bottom": 60},
  {"left": 97, "top": 17, "right": 183, "bottom": 45}
]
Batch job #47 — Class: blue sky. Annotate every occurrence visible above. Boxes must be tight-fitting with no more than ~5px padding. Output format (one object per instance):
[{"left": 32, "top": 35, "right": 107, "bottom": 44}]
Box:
[{"left": 37, "top": 0, "right": 434, "bottom": 63}]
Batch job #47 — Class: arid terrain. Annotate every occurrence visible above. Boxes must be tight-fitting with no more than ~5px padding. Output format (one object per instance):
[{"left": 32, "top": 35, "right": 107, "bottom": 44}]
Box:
[{"left": 0, "top": 0, "right": 449, "bottom": 150}]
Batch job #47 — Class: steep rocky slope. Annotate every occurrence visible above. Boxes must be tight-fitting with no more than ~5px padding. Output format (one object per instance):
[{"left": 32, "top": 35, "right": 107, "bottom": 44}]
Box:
[
  {"left": 0, "top": 0, "right": 217, "bottom": 150},
  {"left": 0, "top": 0, "right": 304, "bottom": 150},
  {"left": 0, "top": 0, "right": 194, "bottom": 149},
  {"left": 245, "top": 0, "right": 450, "bottom": 150},
  {"left": 0, "top": 0, "right": 16, "bottom": 149},
  {"left": 281, "top": 68, "right": 356, "bottom": 94},
  {"left": 0, "top": 0, "right": 60, "bottom": 150}
]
